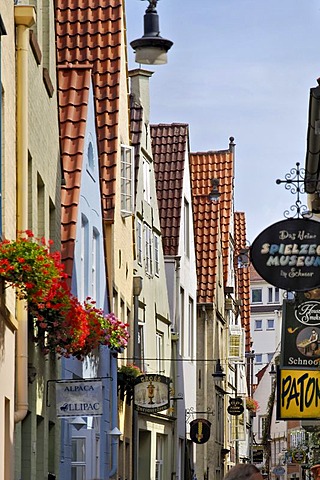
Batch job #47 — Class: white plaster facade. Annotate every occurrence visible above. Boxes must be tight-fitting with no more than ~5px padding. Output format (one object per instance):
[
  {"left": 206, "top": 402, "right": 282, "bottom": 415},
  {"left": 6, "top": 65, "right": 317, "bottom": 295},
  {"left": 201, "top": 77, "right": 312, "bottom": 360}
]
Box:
[{"left": 129, "top": 68, "right": 173, "bottom": 480}]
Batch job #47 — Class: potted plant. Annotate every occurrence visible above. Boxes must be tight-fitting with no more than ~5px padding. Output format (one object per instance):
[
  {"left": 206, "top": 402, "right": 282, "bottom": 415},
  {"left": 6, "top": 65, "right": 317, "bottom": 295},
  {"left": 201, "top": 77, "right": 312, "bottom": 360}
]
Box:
[
  {"left": 246, "top": 396, "right": 259, "bottom": 416},
  {"left": 0, "top": 231, "right": 130, "bottom": 359},
  {"left": 118, "top": 364, "right": 142, "bottom": 404}
]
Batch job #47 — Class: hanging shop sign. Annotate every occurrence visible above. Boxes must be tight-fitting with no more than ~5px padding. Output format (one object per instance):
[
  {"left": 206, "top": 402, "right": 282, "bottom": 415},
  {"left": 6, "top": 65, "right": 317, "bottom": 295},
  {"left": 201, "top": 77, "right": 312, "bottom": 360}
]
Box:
[
  {"left": 277, "top": 368, "right": 320, "bottom": 419},
  {"left": 189, "top": 418, "right": 211, "bottom": 444},
  {"left": 56, "top": 379, "right": 103, "bottom": 417},
  {"left": 281, "top": 297, "right": 320, "bottom": 369},
  {"left": 250, "top": 218, "right": 320, "bottom": 291},
  {"left": 227, "top": 397, "right": 244, "bottom": 416},
  {"left": 252, "top": 447, "right": 264, "bottom": 464},
  {"left": 133, "top": 374, "right": 170, "bottom": 414}
]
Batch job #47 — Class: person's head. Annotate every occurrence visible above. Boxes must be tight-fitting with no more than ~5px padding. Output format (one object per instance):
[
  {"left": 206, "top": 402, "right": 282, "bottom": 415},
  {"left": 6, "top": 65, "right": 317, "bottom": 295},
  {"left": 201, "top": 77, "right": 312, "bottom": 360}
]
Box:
[
  {"left": 311, "top": 464, "right": 320, "bottom": 479},
  {"left": 223, "top": 464, "right": 263, "bottom": 480}
]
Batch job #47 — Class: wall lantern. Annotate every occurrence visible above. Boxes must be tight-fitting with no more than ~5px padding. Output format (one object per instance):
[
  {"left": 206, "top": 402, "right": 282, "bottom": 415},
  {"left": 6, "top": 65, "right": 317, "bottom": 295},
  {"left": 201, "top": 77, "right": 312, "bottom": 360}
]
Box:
[{"left": 130, "top": 0, "right": 173, "bottom": 65}]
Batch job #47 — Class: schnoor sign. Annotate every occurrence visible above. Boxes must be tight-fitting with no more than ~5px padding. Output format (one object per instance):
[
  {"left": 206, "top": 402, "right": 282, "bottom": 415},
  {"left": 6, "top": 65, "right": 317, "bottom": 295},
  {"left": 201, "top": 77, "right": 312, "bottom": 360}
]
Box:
[{"left": 250, "top": 218, "right": 320, "bottom": 291}]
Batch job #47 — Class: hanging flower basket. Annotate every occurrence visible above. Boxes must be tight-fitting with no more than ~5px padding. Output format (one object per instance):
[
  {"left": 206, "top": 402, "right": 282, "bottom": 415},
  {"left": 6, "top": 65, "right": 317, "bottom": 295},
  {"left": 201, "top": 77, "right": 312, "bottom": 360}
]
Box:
[
  {"left": 117, "top": 364, "right": 142, "bottom": 405},
  {"left": 246, "top": 396, "right": 259, "bottom": 414},
  {"left": 0, "top": 230, "right": 66, "bottom": 303},
  {"left": 0, "top": 231, "right": 129, "bottom": 359}
]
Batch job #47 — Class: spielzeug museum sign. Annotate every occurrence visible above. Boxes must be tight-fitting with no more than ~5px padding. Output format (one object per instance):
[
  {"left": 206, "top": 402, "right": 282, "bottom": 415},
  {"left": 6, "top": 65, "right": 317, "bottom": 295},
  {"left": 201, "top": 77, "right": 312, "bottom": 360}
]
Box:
[{"left": 251, "top": 217, "right": 320, "bottom": 420}]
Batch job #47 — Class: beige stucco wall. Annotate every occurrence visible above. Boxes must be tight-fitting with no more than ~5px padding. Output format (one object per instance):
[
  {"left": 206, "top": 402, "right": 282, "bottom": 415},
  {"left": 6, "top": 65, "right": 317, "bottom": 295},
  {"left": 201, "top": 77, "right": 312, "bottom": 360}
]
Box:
[
  {"left": 0, "top": 2, "right": 18, "bottom": 480},
  {"left": 13, "top": 0, "right": 61, "bottom": 478}
]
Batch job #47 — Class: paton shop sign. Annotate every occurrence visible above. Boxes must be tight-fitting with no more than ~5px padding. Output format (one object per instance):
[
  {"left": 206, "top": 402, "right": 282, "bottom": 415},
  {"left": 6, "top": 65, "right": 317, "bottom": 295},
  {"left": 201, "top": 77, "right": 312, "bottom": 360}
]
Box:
[{"left": 251, "top": 218, "right": 320, "bottom": 291}]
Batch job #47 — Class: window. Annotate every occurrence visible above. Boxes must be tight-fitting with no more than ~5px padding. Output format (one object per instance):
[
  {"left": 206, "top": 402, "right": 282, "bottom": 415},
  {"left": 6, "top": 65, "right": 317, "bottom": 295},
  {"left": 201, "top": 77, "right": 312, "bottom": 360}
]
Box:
[
  {"left": 143, "top": 156, "right": 151, "bottom": 203},
  {"left": 268, "top": 287, "right": 280, "bottom": 303},
  {"left": 229, "top": 325, "right": 243, "bottom": 358},
  {"left": 71, "top": 438, "right": 86, "bottom": 480},
  {"left": 120, "top": 145, "right": 134, "bottom": 216},
  {"left": 155, "top": 434, "right": 164, "bottom": 480},
  {"left": 258, "top": 415, "right": 267, "bottom": 439},
  {"left": 255, "top": 354, "right": 262, "bottom": 364},
  {"left": 188, "top": 297, "right": 194, "bottom": 359},
  {"left": 180, "top": 287, "right": 185, "bottom": 356},
  {"left": 251, "top": 288, "right": 262, "bottom": 303},
  {"left": 91, "top": 228, "right": 100, "bottom": 300},
  {"left": 184, "top": 199, "right": 190, "bottom": 257},
  {"left": 80, "top": 215, "right": 89, "bottom": 301},
  {"left": 156, "top": 332, "right": 163, "bottom": 373},
  {"left": 154, "top": 233, "right": 160, "bottom": 275},
  {"left": 254, "top": 319, "right": 262, "bottom": 331},
  {"left": 145, "top": 224, "right": 153, "bottom": 275},
  {"left": 136, "top": 220, "right": 142, "bottom": 264},
  {"left": 86, "top": 140, "right": 95, "bottom": 178},
  {"left": 267, "top": 353, "right": 273, "bottom": 363},
  {"left": 267, "top": 319, "right": 274, "bottom": 330}
]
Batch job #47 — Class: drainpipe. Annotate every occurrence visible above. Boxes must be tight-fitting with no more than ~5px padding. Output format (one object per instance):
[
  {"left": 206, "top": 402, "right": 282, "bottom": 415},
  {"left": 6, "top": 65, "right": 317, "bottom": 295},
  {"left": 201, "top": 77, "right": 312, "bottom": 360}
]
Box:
[
  {"left": 14, "top": 5, "right": 36, "bottom": 424},
  {"left": 109, "top": 353, "right": 120, "bottom": 478}
]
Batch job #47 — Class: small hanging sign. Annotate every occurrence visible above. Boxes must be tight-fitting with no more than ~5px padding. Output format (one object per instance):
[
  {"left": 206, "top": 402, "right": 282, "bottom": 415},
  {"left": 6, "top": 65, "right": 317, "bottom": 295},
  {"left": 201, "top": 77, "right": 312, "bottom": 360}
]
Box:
[
  {"left": 189, "top": 418, "right": 211, "bottom": 444},
  {"left": 227, "top": 397, "right": 244, "bottom": 416}
]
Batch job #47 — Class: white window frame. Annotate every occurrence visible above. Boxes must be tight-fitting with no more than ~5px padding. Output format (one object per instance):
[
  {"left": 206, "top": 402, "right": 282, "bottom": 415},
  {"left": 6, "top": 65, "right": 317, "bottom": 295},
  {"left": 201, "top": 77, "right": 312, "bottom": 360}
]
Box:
[
  {"left": 143, "top": 155, "right": 151, "bottom": 203},
  {"left": 154, "top": 233, "right": 160, "bottom": 276},
  {"left": 120, "top": 144, "right": 134, "bottom": 217},
  {"left": 136, "top": 219, "right": 143, "bottom": 265},
  {"left": 145, "top": 224, "right": 153, "bottom": 276},
  {"left": 267, "top": 318, "right": 275, "bottom": 330},
  {"left": 255, "top": 354, "right": 262, "bottom": 364},
  {"left": 251, "top": 288, "right": 262, "bottom": 303},
  {"left": 254, "top": 319, "right": 263, "bottom": 331},
  {"left": 156, "top": 332, "right": 163, "bottom": 373},
  {"left": 184, "top": 198, "right": 190, "bottom": 258},
  {"left": 71, "top": 437, "right": 86, "bottom": 480},
  {"left": 228, "top": 325, "right": 243, "bottom": 359},
  {"left": 91, "top": 227, "right": 100, "bottom": 300}
]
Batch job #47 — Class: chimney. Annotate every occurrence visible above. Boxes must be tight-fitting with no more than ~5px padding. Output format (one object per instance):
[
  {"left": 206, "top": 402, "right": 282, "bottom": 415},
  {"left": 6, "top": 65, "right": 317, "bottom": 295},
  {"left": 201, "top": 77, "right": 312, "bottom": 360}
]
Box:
[{"left": 129, "top": 69, "right": 154, "bottom": 124}]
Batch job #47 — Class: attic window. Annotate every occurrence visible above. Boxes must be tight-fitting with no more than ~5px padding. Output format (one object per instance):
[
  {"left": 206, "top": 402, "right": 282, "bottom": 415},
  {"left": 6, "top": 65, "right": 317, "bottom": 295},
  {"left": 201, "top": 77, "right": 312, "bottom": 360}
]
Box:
[
  {"left": 87, "top": 142, "right": 94, "bottom": 170},
  {"left": 120, "top": 145, "right": 134, "bottom": 217},
  {"left": 229, "top": 325, "right": 243, "bottom": 359}
]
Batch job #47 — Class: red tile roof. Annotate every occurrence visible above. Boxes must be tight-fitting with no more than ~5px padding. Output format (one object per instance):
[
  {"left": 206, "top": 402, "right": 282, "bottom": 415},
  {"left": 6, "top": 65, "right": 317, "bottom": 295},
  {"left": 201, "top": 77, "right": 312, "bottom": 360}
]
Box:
[
  {"left": 234, "top": 211, "right": 251, "bottom": 352},
  {"left": 190, "top": 140, "right": 234, "bottom": 303},
  {"left": 55, "top": 0, "right": 123, "bottom": 225},
  {"left": 58, "top": 66, "right": 92, "bottom": 280},
  {"left": 151, "top": 123, "right": 189, "bottom": 256}
]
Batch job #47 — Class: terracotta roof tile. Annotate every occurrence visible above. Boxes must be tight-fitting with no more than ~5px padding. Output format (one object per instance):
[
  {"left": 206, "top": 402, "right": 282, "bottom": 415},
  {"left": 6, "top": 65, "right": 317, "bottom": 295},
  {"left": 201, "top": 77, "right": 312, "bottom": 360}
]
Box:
[
  {"left": 151, "top": 123, "right": 189, "bottom": 256},
  {"left": 190, "top": 143, "right": 234, "bottom": 303},
  {"left": 58, "top": 67, "right": 92, "bottom": 280},
  {"left": 55, "top": 0, "right": 122, "bottom": 223},
  {"left": 234, "top": 211, "right": 251, "bottom": 352}
]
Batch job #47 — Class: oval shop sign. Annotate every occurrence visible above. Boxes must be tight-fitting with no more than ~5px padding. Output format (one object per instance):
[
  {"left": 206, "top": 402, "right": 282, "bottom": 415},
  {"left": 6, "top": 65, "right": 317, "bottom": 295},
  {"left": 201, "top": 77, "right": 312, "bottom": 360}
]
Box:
[{"left": 250, "top": 218, "right": 320, "bottom": 292}]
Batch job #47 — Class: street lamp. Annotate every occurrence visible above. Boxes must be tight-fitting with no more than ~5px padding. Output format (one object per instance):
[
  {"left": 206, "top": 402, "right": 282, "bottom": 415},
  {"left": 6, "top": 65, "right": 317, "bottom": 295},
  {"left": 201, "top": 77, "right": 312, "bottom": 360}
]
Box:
[{"left": 130, "top": 0, "right": 173, "bottom": 65}]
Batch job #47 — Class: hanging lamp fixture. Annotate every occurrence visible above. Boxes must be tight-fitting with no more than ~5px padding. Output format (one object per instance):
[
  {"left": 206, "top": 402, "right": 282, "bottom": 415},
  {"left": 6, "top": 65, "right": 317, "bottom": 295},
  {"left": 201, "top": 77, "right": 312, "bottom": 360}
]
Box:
[{"left": 130, "top": 0, "right": 173, "bottom": 65}]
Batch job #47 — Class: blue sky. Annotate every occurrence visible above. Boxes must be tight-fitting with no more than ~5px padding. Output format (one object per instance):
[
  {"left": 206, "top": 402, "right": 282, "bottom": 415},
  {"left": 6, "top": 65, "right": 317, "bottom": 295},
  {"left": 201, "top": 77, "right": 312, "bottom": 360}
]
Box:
[{"left": 125, "top": 0, "right": 320, "bottom": 242}]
